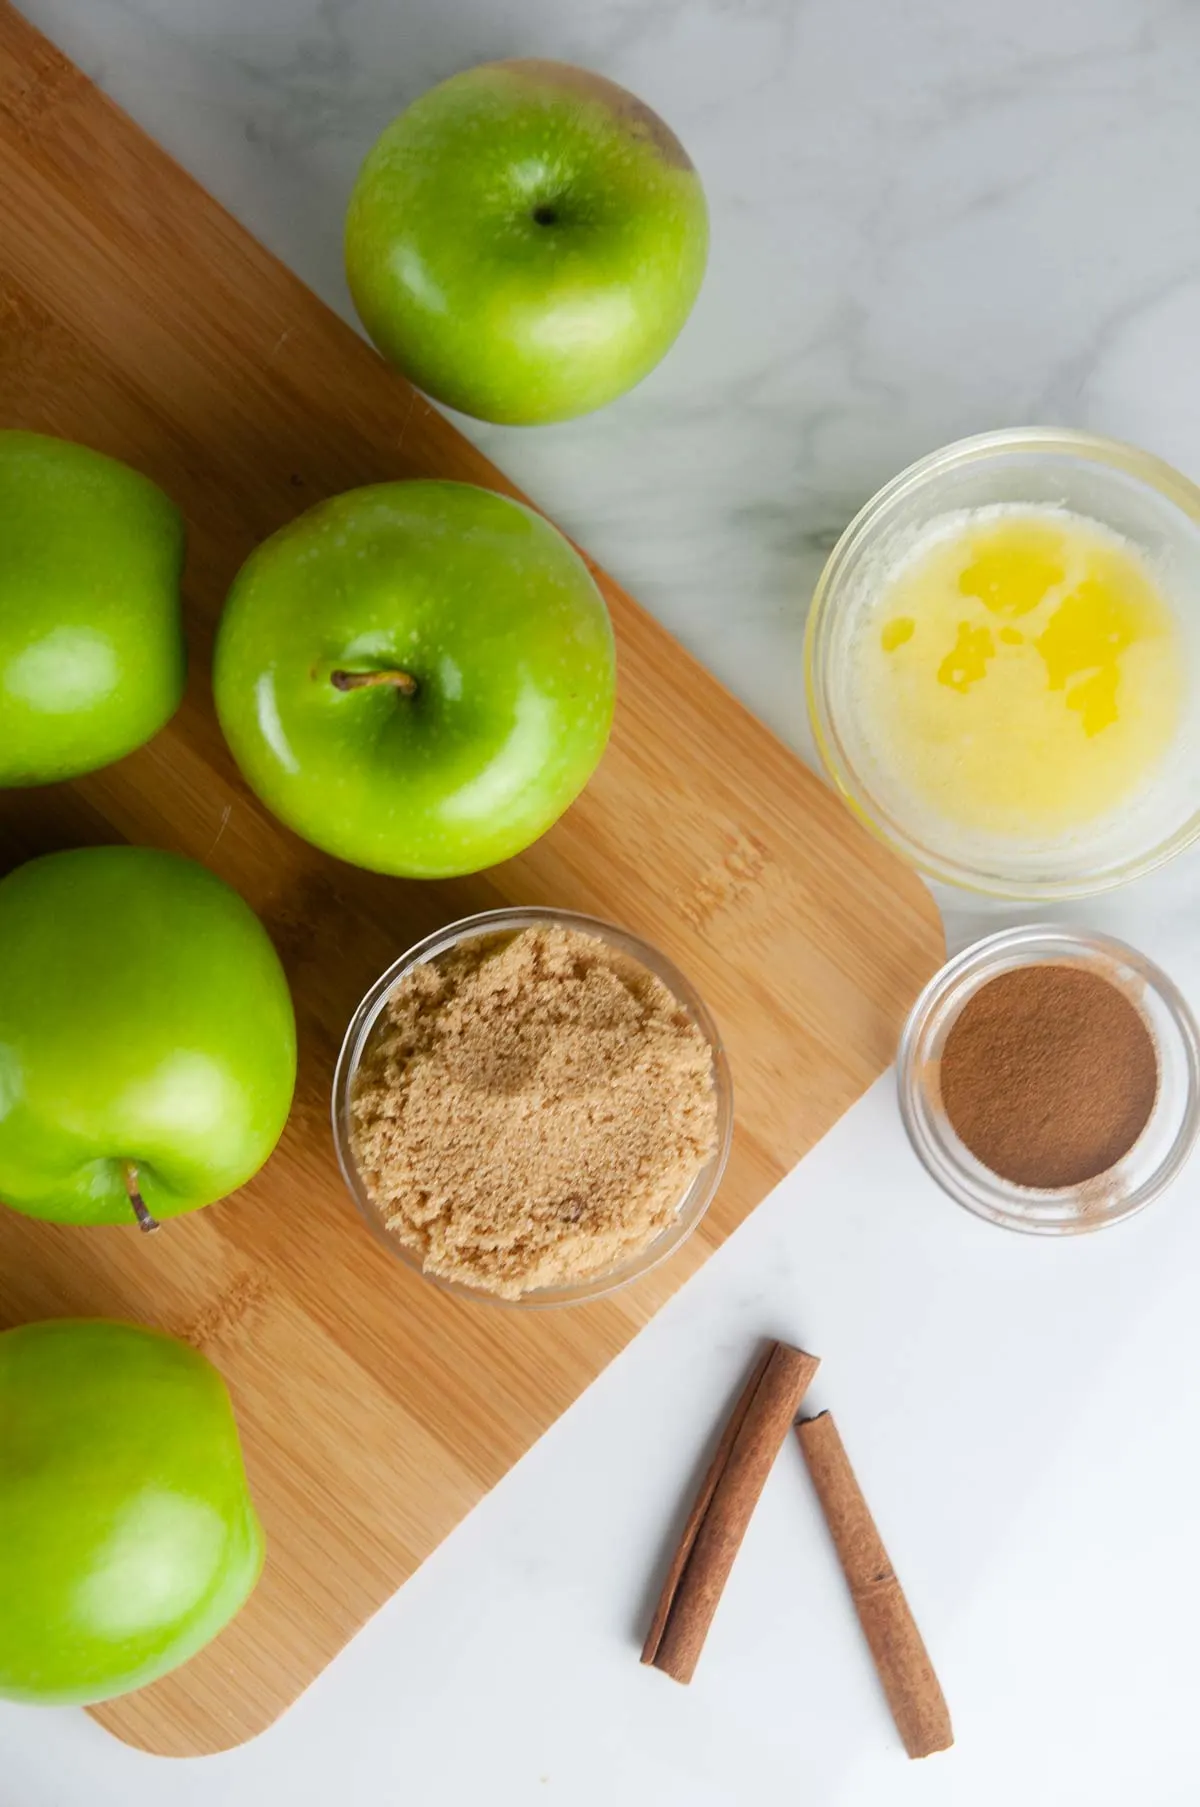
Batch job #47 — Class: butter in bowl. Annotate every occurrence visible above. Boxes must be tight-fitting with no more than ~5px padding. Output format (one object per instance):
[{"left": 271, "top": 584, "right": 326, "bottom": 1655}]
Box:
[{"left": 807, "top": 428, "right": 1200, "bottom": 899}]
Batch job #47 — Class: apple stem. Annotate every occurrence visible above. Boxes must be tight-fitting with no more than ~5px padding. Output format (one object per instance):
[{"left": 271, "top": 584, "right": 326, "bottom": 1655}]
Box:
[
  {"left": 123, "top": 1162, "right": 160, "bottom": 1235},
  {"left": 330, "top": 668, "right": 419, "bottom": 697}
]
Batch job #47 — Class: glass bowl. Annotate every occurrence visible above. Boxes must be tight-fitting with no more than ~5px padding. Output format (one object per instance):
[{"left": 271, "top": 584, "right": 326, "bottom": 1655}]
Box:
[
  {"left": 806, "top": 428, "right": 1200, "bottom": 898},
  {"left": 332, "top": 906, "right": 733, "bottom": 1307},
  {"left": 897, "top": 924, "right": 1200, "bottom": 1234}
]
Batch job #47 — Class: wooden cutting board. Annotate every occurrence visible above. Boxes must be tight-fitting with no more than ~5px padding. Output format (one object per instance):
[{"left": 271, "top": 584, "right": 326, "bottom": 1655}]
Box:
[{"left": 0, "top": 3, "right": 944, "bottom": 1757}]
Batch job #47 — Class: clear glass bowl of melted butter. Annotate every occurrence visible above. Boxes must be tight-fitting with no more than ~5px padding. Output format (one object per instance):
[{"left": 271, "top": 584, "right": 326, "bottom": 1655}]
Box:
[{"left": 806, "top": 429, "right": 1200, "bottom": 898}]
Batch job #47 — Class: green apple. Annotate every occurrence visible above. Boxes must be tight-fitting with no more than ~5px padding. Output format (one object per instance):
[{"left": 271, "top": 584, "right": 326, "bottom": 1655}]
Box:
[
  {"left": 0, "top": 1318, "right": 263, "bottom": 1705},
  {"left": 344, "top": 59, "right": 709, "bottom": 424},
  {"left": 0, "top": 431, "right": 186, "bottom": 786},
  {"left": 0, "top": 846, "right": 296, "bottom": 1227},
  {"left": 212, "top": 480, "right": 616, "bottom": 878}
]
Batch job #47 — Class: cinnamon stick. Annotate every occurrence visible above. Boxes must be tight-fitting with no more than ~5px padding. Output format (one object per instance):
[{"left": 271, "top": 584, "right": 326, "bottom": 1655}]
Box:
[
  {"left": 643, "top": 1340, "right": 820, "bottom": 1683},
  {"left": 796, "top": 1412, "right": 952, "bottom": 1758}
]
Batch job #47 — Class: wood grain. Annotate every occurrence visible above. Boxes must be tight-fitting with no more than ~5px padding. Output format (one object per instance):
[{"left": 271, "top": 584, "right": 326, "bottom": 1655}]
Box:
[{"left": 0, "top": 3, "right": 944, "bottom": 1756}]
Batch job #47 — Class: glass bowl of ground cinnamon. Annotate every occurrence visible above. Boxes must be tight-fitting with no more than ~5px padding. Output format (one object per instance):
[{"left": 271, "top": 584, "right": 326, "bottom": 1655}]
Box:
[
  {"left": 332, "top": 908, "right": 733, "bottom": 1305},
  {"left": 898, "top": 924, "right": 1200, "bottom": 1233}
]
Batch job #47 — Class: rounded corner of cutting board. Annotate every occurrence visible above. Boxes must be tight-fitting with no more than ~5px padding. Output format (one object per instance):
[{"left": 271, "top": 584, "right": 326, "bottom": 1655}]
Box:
[{"left": 89, "top": 1680, "right": 291, "bottom": 1759}]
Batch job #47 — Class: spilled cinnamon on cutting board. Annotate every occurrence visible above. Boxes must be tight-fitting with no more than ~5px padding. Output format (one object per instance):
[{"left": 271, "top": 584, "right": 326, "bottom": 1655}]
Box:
[{"left": 939, "top": 963, "right": 1158, "bottom": 1189}]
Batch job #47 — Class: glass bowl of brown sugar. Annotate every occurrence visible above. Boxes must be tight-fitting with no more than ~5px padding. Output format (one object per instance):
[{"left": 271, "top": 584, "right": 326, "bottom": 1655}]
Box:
[
  {"left": 332, "top": 907, "right": 733, "bottom": 1306},
  {"left": 897, "top": 924, "right": 1200, "bottom": 1233}
]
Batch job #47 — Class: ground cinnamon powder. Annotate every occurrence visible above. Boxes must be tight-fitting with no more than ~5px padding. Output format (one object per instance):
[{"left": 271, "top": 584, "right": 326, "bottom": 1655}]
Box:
[
  {"left": 350, "top": 925, "right": 718, "bottom": 1298},
  {"left": 939, "top": 964, "right": 1159, "bottom": 1190}
]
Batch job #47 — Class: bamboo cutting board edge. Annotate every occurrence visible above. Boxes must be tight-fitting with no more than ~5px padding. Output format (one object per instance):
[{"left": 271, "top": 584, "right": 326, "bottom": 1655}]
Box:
[{"left": 0, "top": 3, "right": 945, "bottom": 1757}]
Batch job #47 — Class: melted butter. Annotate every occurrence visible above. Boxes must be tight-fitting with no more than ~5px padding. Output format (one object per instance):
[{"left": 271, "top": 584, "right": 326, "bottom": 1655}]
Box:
[
  {"left": 880, "top": 615, "right": 915, "bottom": 652},
  {"left": 1034, "top": 567, "right": 1141, "bottom": 736},
  {"left": 937, "top": 621, "right": 995, "bottom": 693},
  {"left": 958, "top": 520, "right": 1065, "bottom": 617},
  {"left": 858, "top": 508, "right": 1182, "bottom": 835}
]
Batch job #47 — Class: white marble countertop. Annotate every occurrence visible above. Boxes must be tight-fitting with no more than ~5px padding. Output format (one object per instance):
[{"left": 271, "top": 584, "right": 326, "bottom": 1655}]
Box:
[{"left": 7, "top": 1, "right": 1200, "bottom": 1801}]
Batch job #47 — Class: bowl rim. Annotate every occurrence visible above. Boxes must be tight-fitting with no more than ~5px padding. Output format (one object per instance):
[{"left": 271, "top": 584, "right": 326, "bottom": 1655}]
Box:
[
  {"left": 896, "top": 922, "right": 1200, "bottom": 1234},
  {"left": 331, "top": 905, "right": 734, "bottom": 1309},
  {"left": 805, "top": 426, "right": 1200, "bottom": 899}
]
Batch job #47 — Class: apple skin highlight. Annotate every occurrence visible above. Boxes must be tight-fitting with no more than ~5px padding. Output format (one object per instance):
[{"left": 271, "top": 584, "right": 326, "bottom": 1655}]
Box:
[
  {"left": 345, "top": 59, "right": 709, "bottom": 424},
  {"left": 0, "top": 430, "right": 186, "bottom": 788},
  {"left": 0, "top": 1319, "right": 264, "bottom": 1706},
  {"left": 0, "top": 846, "right": 296, "bottom": 1227},
  {"left": 213, "top": 480, "right": 617, "bottom": 880}
]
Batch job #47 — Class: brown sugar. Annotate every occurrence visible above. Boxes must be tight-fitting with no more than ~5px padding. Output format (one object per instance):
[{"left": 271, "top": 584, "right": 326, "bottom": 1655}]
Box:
[
  {"left": 350, "top": 925, "right": 719, "bottom": 1298},
  {"left": 939, "top": 963, "right": 1159, "bottom": 1190}
]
